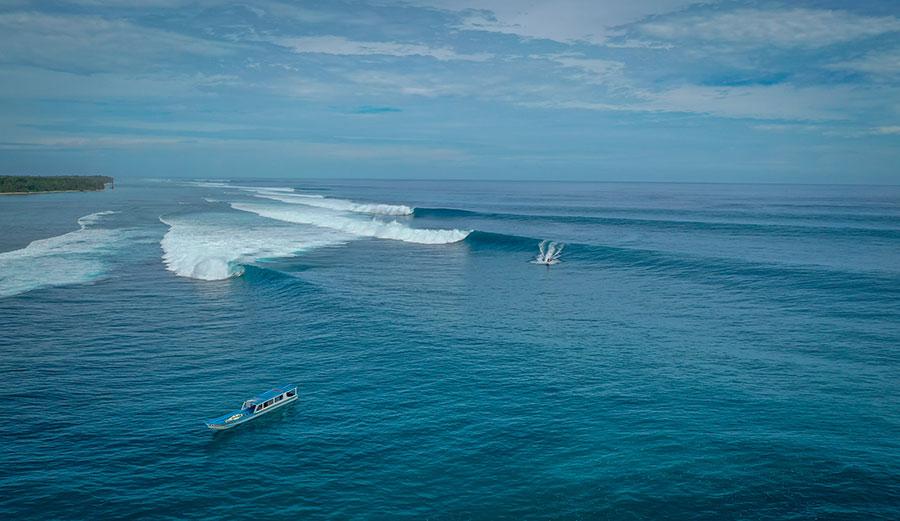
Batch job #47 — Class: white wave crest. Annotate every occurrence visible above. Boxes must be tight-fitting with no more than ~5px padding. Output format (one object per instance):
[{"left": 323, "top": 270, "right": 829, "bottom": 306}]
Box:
[
  {"left": 251, "top": 191, "right": 414, "bottom": 216},
  {"left": 230, "top": 203, "right": 470, "bottom": 245},
  {"left": 193, "top": 180, "right": 414, "bottom": 216},
  {"left": 159, "top": 213, "right": 349, "bottom": 281},
  {"left": 188, "top": 181, "right": 296, "bottom": 193},
  {"left": 77, "top": 210, "right": 118, "bottom": 227},
  {"left": 0, "top": 211, "right": 123, "bottom": 298}
]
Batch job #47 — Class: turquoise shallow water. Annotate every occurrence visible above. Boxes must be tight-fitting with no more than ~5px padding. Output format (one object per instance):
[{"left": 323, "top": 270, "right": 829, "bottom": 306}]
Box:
[{"left": 1, "top": 180, "right": 899, "bottom": 520}]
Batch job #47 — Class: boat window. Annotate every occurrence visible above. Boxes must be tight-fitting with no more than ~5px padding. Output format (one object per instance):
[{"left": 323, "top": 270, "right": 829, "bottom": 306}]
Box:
[
  {"left": 287, "top": 390, "right": 295, "bottom": 397},
  {"left": 275, "top": 395, "right": 283, "bottom": 402},
  {"left": 265, "top": 400, "right": 273, "bottom": 407}
]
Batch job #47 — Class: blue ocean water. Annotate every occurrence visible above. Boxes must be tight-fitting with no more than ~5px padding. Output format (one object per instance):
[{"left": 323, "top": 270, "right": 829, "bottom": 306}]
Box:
[{"left": 1, "top": 179, "right": 899, "bottom": 520}]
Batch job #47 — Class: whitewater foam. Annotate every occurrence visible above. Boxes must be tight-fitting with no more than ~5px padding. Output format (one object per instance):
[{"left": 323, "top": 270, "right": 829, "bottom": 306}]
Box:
[
  {"left": 194, "top": 180, "right": 415, "bottom": 216},
  {"left": 77, "top": 210, "right": 118, "bottom": 227},
  {"left": 250, "top": 191, "right": 414, "bottom": 216},
  {"left": 229, "top": 202, "right": 470, "bottom": 245},
  {"left": 0, "top": 211, "right": 124, "bottom": 298},
  {"left": 532, "top": 240, "right": 564, "bottom": 265},
  {"left": 188, "top": 181, "right": 297, "bottom": 193},
  {"left": 159, "top": 213, "right": 350, "bottom": 281}
]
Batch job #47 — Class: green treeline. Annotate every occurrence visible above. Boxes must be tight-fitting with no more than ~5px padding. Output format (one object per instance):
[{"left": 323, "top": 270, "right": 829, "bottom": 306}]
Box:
[{"left": 0, "top": 175, "right": 114, "bottom": 193}]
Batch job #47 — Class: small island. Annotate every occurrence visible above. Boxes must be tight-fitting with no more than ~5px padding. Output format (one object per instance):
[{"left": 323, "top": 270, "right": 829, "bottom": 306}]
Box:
[{"left": 0, "top": 175, "right": 114, "bottom": 194}]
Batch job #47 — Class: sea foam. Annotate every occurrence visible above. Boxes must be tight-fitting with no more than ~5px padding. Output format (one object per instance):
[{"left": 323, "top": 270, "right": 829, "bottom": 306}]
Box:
[
  {"left": 230, "top": 202, "right": 471, "bottom": 245},
  {"left": 201, "top": 181, "right": 415, "bottom": 216},
  {"left": 0, "top": 211, "right": 123, "bottom": 298},
  {"left": 250, "top": 191, "right": 414, "bottom": 216},
  {"left": 159, "top": 213, "right": 349, "bottom": 281},
  {"left": 188, "top": 181, "right": 296, "bottom": 193},
  {"left": 532, "top": 240, "right": 565, "bottom": 265}
]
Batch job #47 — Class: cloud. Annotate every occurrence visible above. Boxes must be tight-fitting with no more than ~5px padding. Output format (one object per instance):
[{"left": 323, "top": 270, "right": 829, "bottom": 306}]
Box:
[
  {"left": 638, "top": 84, "right": 858, "bottom": 120},
  {"left": 20, "top": 119, "right": 262, "bottom": 136},
  {"left": 874, "top": 125, "right": 900, "bottom": 135},
  {"left": 274, "top": 35, "right": 492, "bottom": 61},
  {"left": 536, "top": 54, "right": 626, "bottom": 86},
  {"left": 0, "top": 12, "right": 233, "bottom": 73},
  {"left": 420, "top": 0, "right": 704, "bottom": 44},
  {"left": 604, "top": 39, "right": 673, "bottom": 50},
  {"left": 0, "top": 68, "right": 231, "bottom": 99},
  {"left": 527, "top": 83, "right": 886, "bottom": 121},
  {"left": 637, "top": 8, "right": 900, "bottom": 48},
  {"left": 0, "top": 136, "right": 198, "bottom": 150},
  {"left": 351, "top": 106, "right": 403, "bottom": 114},
  {"left": 344, "top": 70, "right": 472, "bottom": 97},
  {"left": 59, "top": 0, "right": 203, "bottom": 5},
  {"left": 751, "top": 123, "right": 900, "bottom": 138},
  {"left": 253, "top": 2, "right": 333, "bottom": 23},
  {"left": 829, "top": 48, "right": 900, "bottom": 77},
  {"left": 0, "top": 134, "right": 468, "bottom": 162}
]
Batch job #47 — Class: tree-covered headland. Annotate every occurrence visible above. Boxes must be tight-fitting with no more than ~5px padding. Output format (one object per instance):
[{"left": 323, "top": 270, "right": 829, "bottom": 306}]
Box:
[{"left": 0, "top": 175, "right": 114, "bottom": 193}]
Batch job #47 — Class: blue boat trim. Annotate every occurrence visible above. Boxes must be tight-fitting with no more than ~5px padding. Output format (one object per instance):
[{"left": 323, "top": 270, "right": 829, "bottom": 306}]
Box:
[{"left": 204, "top": 384, "right": 298, "bottom": 430}]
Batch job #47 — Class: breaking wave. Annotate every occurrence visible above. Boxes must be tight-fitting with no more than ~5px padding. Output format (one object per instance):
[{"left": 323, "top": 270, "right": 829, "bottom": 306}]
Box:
[
  {"left": 230, "top": 202, "right": 470, "bottom": 244},
  {"left": 194, "top": 180, "right": 414, "bottom": 216},
  {"left": 159, "top": 213, "right": 349, "bottom": 281},
  {"left": 0, "top": 211, "right": 123, "bottom": 298},
  {"left": 188, "top": 181, "right": 295, "bottom": 193},
  {"left": 77, "top": 210, "right": 118, "bottom": 226},
  {"left": 251, "top": 191, "right": 414, "bottom": 216}
]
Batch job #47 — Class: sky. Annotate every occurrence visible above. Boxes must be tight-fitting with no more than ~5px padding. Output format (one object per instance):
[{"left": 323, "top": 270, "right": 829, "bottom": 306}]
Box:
[{"left": 1, "top": 0, "right": 899, "bottom": 183}]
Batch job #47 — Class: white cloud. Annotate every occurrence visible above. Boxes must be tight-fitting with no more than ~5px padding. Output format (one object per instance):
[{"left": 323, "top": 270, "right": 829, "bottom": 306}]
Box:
[
  {"left": 752, "top": 123, "right": 819, "bottom": 133},
  {"left": 344, "top": 70, "right": 473, "bottom": 97},
  {"left": 750, "top": 123, "right": 900, "bottom": 138},
  {"left": 419, "top": 0, "right": 705, "bottom": 44},
  {"left": 537, "top": 54, "right": 626, "bottom": 86},
  {"left": 0, "top": 68, "right": 230, "bottom": 99},
  {"left": 638, "top": 84, "right": 857, "bottom": 120},
  {"left": 829, "top": 48, "right": 900, "bottom": 77},
  {"left": 637, "top": 8, "right": 900, "bottom": 48},
  {"left": 60, "top": 0, "right": 202, "bottom": 5},
  {"left": 255, "top": 2, "right": 334, "bottom": 23},
  {"left": 0, "top": 136, "right": 198, "bottom": 150},
  {"left": 605, "top": 39, "right": 673, "bottom": 50},
  {"left": 520, "top": 100, "right": 628, "bottom": 111},
  {"left": 0, "top": 134, "right": 470, "bottom": 162},
  {"left": 0, "top": 12, "right": 233, "bottom": 72},
  {"left": 275, "top": 36, "right": 492, "bottom": 61},
  {"left": 526, "top": 83, "right": 889, "bottom": 121}
]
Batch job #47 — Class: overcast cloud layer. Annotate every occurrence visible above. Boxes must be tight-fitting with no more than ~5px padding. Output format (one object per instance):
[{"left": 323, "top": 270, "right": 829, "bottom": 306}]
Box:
[{"left": 1, "top": 0, "right": 899, "bottom": 182}]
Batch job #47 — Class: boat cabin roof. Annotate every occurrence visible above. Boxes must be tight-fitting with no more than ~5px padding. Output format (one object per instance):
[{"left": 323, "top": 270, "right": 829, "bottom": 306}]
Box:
[{"left": 246, "top": 385, "right": 296, "bottom": 404}]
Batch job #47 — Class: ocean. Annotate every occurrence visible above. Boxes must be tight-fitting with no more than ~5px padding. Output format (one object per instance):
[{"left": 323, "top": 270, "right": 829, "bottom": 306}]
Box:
[{"left": 1, "top": 179, "right": 898, "bottom": 520}]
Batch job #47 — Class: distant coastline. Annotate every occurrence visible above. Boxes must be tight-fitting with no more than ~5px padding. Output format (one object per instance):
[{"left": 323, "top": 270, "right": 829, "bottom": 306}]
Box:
[
  {"left": 0, "top": 175, "right": 114, "bottom": 195},
  {"left": 0, "top": 189, "right": 107, "bottom": 195}
]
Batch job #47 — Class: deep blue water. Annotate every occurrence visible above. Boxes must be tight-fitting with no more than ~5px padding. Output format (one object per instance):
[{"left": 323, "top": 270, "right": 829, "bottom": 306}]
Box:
[{"left": 1, "top": 179, "right": 899, "bottom": 520}]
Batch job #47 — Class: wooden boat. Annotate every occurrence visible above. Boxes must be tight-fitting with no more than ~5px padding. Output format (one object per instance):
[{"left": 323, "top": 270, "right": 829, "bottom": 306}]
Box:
[{"left": 204, "top": 385, "right": 298, "bottom": 430}]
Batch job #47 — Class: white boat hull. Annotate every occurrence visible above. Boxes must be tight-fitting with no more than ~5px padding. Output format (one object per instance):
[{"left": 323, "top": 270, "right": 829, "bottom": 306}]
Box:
[{"left": 206, "top": 392, "right": 298, "bottom": 430}]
